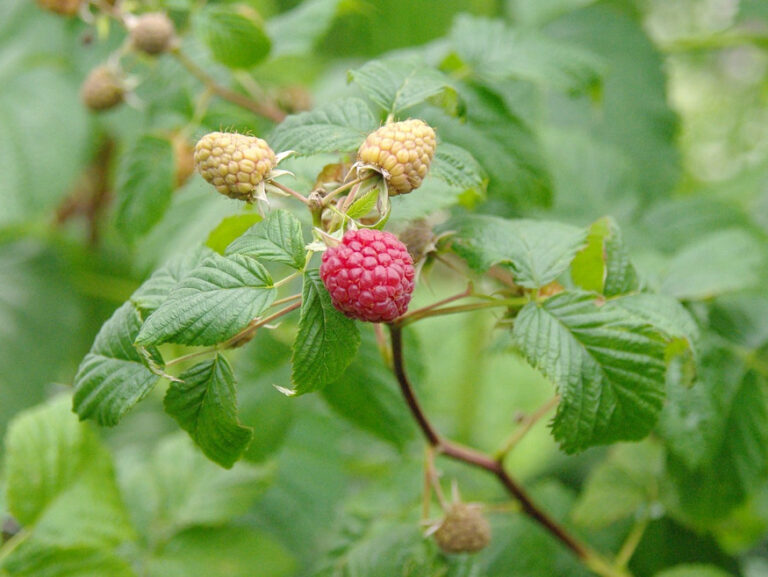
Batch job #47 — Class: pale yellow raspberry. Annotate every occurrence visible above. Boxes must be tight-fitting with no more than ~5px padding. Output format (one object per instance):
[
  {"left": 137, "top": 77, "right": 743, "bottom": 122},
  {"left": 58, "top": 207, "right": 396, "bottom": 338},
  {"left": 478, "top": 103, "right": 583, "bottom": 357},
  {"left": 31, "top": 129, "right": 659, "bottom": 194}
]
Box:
[
  {"left": 193, "top": 132, "right": 276, "bottom": 200},
  {"left": 433, "top": 503, "right": 491, "bottom": 554},
  {"left": 129, "top": 12, "right": 175, "bottom": 55},
  {"left": 81, "top": 67, "right": 124, "bottom": 112},
  {"left": 357, "top": 119, "right": 436, "bottom": 195}
]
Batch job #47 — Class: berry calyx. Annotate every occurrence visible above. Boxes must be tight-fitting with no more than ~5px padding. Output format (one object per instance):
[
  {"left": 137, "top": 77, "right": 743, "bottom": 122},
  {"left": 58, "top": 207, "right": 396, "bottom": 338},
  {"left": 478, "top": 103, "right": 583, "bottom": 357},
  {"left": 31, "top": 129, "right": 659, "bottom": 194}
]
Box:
[
  {"left": 433, "top": 503, "right": 491, "bottom": 554},
  {"left": 357, "top": 119, "right": 437, "bottom": 196},
  {"left": 80, "top": 67, "right": 124, "bottom": 112},
  {"left": 320, "top": 229, "right": 415, "bottom": 323},
  {"left": 194, "top": 132, "right": 276, "bottom": 200},
  {"left": 129, "top": 12, "right": 176, "bottom": 55},
  {"left": 36, "top": 0, "right": 81, "bottom": 16}
]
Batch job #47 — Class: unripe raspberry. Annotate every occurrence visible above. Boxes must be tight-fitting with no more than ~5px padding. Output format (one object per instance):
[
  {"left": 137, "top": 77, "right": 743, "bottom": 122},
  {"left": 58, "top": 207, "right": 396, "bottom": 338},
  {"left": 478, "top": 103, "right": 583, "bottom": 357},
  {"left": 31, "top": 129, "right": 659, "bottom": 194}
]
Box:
[
  {"left": 194, "top": 132, "right": 276, "bottom": 200},
  {"left": 357, "top": 119, "right": 436, "bottom": 196},
  {"left": 172, "top": 136, "right": 195, "bottom": 187},
  {"left": 36, "top": 0, "right": 81, "bottom": 16},
  {"left": 433, "top": 503, "right": 491, "bottom": 554},
  {"left": 320, "top": 229, "right": 415, "bottom": 323},
  {"left": 81, "top": 67, "right": 124, "bottom": 112},
  {"left": 129, "top": 12, "right": 175, "bottom": 55}
]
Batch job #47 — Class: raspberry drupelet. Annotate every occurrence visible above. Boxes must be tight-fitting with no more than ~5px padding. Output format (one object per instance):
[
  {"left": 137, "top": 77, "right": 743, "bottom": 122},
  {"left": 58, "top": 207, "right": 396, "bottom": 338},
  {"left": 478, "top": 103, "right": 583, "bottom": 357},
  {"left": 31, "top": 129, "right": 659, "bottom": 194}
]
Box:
[{"left": 320, "top": 229, "right": 415, "bottom": 323}]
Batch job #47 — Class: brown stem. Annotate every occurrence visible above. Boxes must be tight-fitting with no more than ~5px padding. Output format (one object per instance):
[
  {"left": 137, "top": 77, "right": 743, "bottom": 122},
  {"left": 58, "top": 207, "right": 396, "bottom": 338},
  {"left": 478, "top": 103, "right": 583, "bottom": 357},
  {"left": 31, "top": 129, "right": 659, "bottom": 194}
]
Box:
[
  {"left": 269, "top": 180, "right": 311, "bottom": 205},
  {"left": 172, "top": 50, "right": 286, "bottom": 123},
  {"left": 388, "top": 324, "right": 613, "bottom": 569}
]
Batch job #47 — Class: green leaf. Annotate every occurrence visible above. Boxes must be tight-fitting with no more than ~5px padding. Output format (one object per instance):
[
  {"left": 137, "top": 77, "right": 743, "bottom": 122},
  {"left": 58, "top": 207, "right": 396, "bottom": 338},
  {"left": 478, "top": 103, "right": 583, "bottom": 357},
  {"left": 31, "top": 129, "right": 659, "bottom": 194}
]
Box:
[
  {"left": 348, "top": 57, "right": 457, "bottom": 115},
  {"left": 135, "top": 253, "right": 276, "bottom": 347},
  {"left": 73, "top": 302, "right": 161, "bottom": 427},
  {"left": 546, "top": 5, "right": 680, "bottom": 200},
  {"left": 147, "top": 526, "right": 296, "bottom": 577},
  {"left": 115, "top": 135, "right": 175, "bottom": 242},
  {"left": 0, "top": 68, "right": 88, "bottom": 227},
  {"left": 5, "top": 396, "right": 134, "bottom": 547},
  {"left": 660, "top": 229, "right": 765, "bottom": 300},
  {"left": 667, "top": 370, "right": 768, "bottom": 524},
  {"left": 268, "top": 0, "right": 342, "bottom": 57},
  {"left": 447, "top": 15, "right": 603, "bottom": 92},
  {"left": 571, "top": 217, "right": 639, "bottom": 296},
  {"left": 164, "top": 355, "right": 253, "bottom": 469},
  {"left": 195, "top": 5, "right": 271, "bottom": 69},
  {"left": 428, "top": 142, "right": 486, "bottom": 193},
  {"left": 269, "top": 97, "right": 376, "bottom": 155},
  {"left": 572, "top": 442, "right": 662, "bottom": 528},
  {"left": 225, "top": 209, "right": 306, "bottom": 269},
  {"left": 290, "top": 269, "right": 360, "bottom": 394},
  {"left": 510, "top": 0, "right": 598, "bottom": 25},
  {"left": 321, "top": 326, "right": 417, "bottom": 447},
  {"left": 205, "top": 213, "right": 263, "bottom": 254},
  {"left": 422, "top": 84, "right": 552, "bottom": 209},
  {"left": 131, "top": 246, "right": 214, "bottom": 316},
  {"left": 513, "top": 291, "right": 669, "bottom": 453},
  {"left": 444, "top": 214, "right": 585, "bottom": 288},
  {"left": 117, "top": 434, "right": 273, "bottom": 537},
  {"left": 2, "top": 542, "right": 136, "bottom": 577},
  {"left": 654, "top": 565, "right": 734, "bottom": 577}
]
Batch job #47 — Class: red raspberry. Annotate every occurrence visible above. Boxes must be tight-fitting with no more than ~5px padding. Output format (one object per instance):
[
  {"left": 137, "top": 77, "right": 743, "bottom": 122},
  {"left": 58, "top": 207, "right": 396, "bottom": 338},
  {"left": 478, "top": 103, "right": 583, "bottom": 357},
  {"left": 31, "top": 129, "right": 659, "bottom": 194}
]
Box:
[{"left": 320, "top": 229, "right": 415, "bottom": 323}]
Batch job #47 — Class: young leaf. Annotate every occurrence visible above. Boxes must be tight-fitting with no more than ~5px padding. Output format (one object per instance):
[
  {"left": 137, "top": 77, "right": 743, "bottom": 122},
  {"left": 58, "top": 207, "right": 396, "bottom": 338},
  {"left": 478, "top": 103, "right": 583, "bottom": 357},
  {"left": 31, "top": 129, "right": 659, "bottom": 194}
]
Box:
[
  {"left": 5, "top": 396, "right": 134, "bottom": 548},
  {"left": 195, "top": 5, "right": 271, "bottom": 69},
  {"left": 513, "top": 291, "right": 669, "bottom": 453},
  {"left": 131, "top": 246, "right": 215, "bottom": 315},
  {"left": 269, "top": 97, "right": 377, "bottom": 155},
  {"left": 205, "top": 213, "right": 263, "bottom": 254},
  {"left": 290, "top": 269, "right": 360, "bottom": 394},
  {"left": 447, "top": 14, "right": 603, "bottom": 92},
  {"left": 267, "top": 0, "right": 342, "bottom": 57},
  {"left": 225, "top": 209, "right": 306, "bottom": 269},
  {"left": 164, "top": 354, "right": 253, "bottom": 469},
  {"left": 428, "top": 142, "right": 486, "bottom": 193},
  {"left": 135, "top": 253, "right": 276, "bottom": 347},
  {"left": 115, "top": 135, "right": 175, "bottom": 242},
  {"left": 444, "top": 214, "right": 585, "bottom": 288},
  {"left": 571, "top": 217, "right": 639, "bottom": 296},
  {"left": 73, "top": 302, "right": 162, "bottom": 427},
  {"left": 660, "top": 229, "right": 765, "bottom": 300},
  {"left": 348, "top": 57, "right": 457, "bottom": 115}
]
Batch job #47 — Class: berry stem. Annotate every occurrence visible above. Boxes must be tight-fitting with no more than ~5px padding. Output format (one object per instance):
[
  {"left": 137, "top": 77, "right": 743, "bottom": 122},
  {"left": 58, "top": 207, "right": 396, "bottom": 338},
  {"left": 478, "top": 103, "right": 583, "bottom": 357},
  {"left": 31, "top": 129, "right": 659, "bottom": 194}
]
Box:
[
  {"left": 221, "top": 300, "right": 302, "bottom": 348},
  {"left": 387, "top": 325, "right": 633, "bottom": 577},
  {"left": 171, "top": 50, "right": 286, "bottom": 123},
  {"left": 269, "top": 180, "right": 311, "bottom": 206}
]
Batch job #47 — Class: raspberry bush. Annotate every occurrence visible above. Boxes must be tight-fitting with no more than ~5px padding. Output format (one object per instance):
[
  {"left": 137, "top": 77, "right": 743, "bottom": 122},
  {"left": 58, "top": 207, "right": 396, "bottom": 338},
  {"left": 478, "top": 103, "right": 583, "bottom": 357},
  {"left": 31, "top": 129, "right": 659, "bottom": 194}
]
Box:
[{"left": 2, "top": 1, "right": 768, "bottom": 577}]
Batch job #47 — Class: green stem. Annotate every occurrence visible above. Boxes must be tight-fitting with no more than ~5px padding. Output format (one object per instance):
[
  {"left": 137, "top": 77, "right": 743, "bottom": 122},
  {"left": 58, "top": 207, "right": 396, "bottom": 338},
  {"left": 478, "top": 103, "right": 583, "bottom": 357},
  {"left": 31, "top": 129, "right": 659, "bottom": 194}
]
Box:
[
  {"left": 615, "top": 517, "right": 649, "bottom": 569},
  {"left": 493, "top": 395, "right": 561, "bottom": 461},
  {"left": 269, "top": 180, "right": 311, "bottom": 206},
  {"left": 0, "top": 529, "right": 30, "bottom": 564},
  {"left": 394, "top": 297, "right": 528, "bottom": 327},
  {"left": 321, "top": 176, "right": 369, "bottom": 206}
]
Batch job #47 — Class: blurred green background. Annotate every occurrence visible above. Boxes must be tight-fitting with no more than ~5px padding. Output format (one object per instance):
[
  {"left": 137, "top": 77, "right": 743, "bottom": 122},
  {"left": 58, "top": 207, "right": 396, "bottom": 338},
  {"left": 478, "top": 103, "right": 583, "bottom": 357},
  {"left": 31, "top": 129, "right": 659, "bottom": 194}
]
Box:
[{"left": 2, "top": 0, "right": 768, "bottom": 576}]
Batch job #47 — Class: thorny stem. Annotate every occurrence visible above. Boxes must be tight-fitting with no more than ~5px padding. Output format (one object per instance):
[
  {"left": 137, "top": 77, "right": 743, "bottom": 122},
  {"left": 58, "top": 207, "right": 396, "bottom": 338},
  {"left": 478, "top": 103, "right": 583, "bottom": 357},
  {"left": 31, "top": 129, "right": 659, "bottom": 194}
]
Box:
[
  {"left": 171, "top": 50, "right": 286, "bottom": 123},
  {"left": 269, "top": 180, "right": 311, "bottom": 205},
  {"left": 387, "top": 325, "right": 633, "bottom": 577},
  {"left": 494, "top": 395, "right": 561, "bottom": 461}
]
